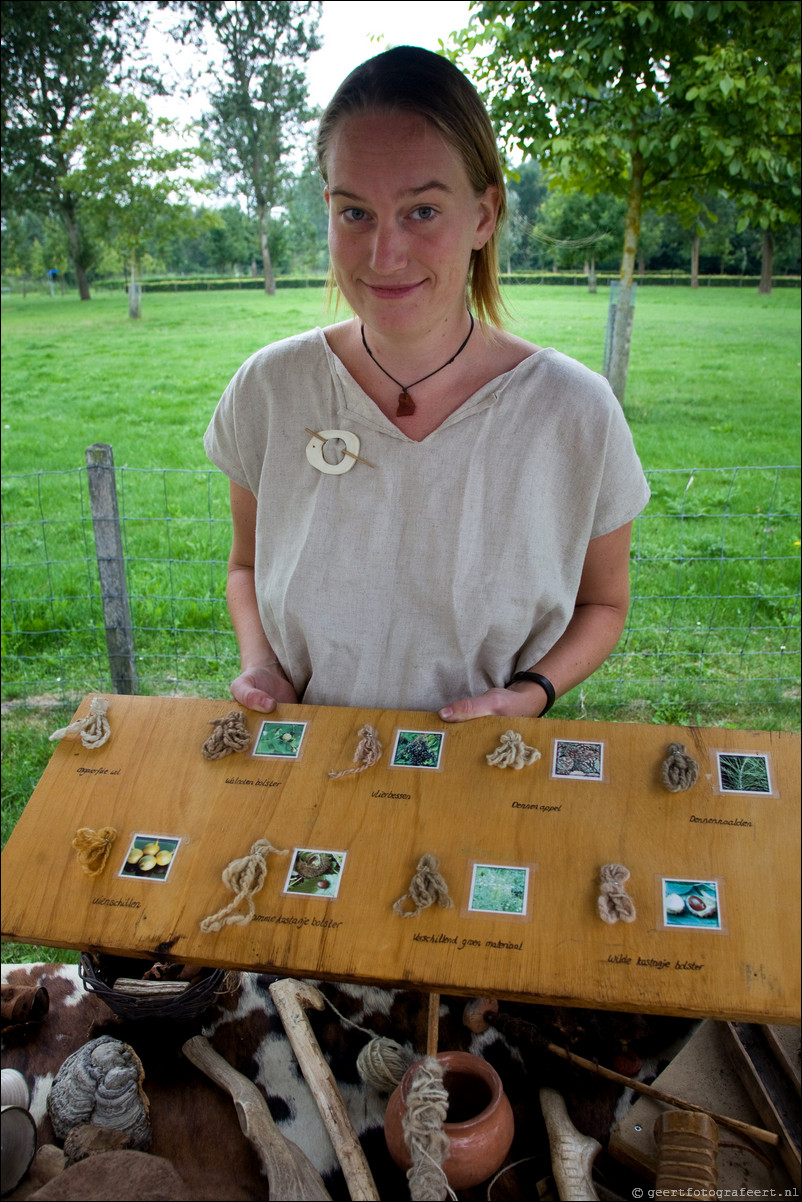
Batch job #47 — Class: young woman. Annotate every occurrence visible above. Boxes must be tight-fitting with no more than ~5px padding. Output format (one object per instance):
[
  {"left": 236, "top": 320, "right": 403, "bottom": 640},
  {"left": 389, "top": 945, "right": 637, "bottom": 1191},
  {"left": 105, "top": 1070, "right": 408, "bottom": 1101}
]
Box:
[{"left": 205, "top": 46, "right": 649, "bottom": 721}]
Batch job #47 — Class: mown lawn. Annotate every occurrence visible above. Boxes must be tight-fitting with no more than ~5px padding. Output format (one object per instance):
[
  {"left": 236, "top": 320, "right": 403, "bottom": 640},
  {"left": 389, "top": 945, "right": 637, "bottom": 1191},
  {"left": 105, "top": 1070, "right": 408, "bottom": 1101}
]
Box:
[{"left": 2, "top": 284, "right": 799, "bottom": 474}]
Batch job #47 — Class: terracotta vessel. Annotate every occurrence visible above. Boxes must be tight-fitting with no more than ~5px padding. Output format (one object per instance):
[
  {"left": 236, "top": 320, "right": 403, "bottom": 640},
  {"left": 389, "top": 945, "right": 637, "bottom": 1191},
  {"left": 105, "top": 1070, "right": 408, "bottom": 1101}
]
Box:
[{"left": 384, "top": 1051, "right": 514, "bottom": 1191}]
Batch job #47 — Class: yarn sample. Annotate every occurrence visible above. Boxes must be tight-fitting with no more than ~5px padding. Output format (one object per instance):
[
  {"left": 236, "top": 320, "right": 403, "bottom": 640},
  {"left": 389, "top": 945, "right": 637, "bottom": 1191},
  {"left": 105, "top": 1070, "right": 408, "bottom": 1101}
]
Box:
[
  {"left": 393, "top": 854, "right": 454, "bottom": 918},
  {"left": 200, "top": 839, "right": 287, "bottom": 932},
  {"left": 486, "top": 729, "right": 541, "bottom": 770},
  {"left": 662, "top": 742, "right": 700, "bottom": 792},
  {"left": 598, "top": 863, "right": 637, "bottom": 924},
  {"left": 50, "top": 697, "right": 111, "bottom": 750},
  {"left": 202, "top": 711, "right": 251, "bottom": 760}
]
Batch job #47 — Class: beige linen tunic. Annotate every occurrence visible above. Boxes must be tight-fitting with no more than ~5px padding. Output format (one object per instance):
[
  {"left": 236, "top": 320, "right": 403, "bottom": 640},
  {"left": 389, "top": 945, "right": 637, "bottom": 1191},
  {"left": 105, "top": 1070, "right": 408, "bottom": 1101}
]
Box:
[{"left": 205, "top": 328, "right": 650, "bottom": 711}]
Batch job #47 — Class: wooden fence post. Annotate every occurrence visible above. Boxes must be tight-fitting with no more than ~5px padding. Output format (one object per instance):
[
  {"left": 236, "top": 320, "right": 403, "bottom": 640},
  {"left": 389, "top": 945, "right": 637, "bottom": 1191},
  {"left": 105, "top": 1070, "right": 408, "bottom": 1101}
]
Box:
[{"left": 85, "top": 443, "right": 138, "bottom": 695}]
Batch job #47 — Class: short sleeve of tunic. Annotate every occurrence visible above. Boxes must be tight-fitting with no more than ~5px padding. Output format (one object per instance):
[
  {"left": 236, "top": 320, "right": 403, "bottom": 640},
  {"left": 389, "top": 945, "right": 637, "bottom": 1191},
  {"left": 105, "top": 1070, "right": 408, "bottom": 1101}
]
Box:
[{"left": 205, "top": 329, "right": 650, "bottom": 711}]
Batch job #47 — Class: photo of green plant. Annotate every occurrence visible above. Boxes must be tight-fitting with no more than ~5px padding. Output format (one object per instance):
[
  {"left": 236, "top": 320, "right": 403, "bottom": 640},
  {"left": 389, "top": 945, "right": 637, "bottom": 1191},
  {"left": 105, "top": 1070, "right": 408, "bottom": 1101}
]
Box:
[
  {"left": 284, "top": 848, "right": 346, "bottom": 897},
  {"left": 119, "top": 834, "right": 180, "bottom": 883},
  {"left": 469, "top": 863, "right": 529, "bottom": 915},
  {"left": 253, "top": 721, "right": 306, "bottom": 759},
  {"left": 391, "top": 730, "right": 444, "bottom": 769},
  {"left": 717, "top": 752, "right": 771, "bottom": 794}
]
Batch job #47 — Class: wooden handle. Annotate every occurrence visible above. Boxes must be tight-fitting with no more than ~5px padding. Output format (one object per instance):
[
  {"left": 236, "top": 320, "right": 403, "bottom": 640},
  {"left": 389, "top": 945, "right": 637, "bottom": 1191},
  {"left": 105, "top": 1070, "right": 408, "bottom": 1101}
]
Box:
[
  {"left": 182, "top": 1034, "right": 331, "bottom": 1202},
  {"left": 269, "top": 979, "right": 380, "bottom": 1202},
  {"left": 655, "top": 1110, "right": 718, "bottom": 1201},
  {"left": 426, "top": 992, "right": 440, "bottom": 1057}
]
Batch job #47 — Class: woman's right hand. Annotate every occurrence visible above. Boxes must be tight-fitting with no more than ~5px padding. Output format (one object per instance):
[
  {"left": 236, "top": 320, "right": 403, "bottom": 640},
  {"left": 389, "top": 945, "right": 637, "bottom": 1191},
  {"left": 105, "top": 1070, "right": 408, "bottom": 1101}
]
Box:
[{"left": 230, "top": 664, "right": 298, "bottom": 713}]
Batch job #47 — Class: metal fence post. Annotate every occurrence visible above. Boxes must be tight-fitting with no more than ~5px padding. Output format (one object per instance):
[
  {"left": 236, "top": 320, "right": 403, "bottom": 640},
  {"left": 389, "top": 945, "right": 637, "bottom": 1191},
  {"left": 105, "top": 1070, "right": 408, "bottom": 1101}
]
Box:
[{"left": 85, "top": 443, "right": 138, "bottom": 694}]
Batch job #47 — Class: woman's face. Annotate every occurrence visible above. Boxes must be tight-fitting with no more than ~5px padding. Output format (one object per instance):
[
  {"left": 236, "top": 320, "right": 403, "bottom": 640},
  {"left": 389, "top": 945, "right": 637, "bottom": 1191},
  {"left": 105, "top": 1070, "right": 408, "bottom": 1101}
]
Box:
[{"left": 324, "top": 111, "right": 498, "bottom": 340}]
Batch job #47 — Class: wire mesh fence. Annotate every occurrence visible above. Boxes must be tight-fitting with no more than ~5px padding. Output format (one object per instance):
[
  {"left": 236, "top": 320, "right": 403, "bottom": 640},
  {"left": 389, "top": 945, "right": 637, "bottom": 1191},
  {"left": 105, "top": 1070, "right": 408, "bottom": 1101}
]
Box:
[{"left": 2, "top": 462, "right": 799, "bottom": 725}]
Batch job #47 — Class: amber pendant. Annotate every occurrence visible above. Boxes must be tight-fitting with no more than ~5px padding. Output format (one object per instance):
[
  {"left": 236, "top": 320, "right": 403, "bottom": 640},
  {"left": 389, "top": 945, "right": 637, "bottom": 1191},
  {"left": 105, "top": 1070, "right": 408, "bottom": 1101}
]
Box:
[{"left": 397, "top": 391, "right": 415, "bottom": 417}]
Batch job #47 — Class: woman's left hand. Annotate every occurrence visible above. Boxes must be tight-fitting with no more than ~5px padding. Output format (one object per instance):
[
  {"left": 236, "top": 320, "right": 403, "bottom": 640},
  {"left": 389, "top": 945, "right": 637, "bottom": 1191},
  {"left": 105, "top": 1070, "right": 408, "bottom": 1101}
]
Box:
[{"left": 439, "top": 683, "right": 548, "bottom": 722}]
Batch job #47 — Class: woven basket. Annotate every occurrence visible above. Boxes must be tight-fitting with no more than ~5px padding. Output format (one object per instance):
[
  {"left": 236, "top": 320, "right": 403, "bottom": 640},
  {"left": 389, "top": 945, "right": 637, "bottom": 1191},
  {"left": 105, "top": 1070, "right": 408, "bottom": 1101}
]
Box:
[{"left": 79, "top": 953, "right": 231, "bottom": 1022}]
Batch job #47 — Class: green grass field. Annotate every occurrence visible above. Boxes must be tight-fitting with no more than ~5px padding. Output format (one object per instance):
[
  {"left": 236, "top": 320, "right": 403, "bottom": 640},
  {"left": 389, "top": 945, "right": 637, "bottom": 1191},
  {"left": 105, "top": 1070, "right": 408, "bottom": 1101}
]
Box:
[
  {"left": 2, "top": 285, "right": 800, "bottom": 474},
  {"left": 2, "top": 284, "right": 799, "bottom": 964},
  {"left": 2, "top": 286, "right": 798, "bottom": 723}
]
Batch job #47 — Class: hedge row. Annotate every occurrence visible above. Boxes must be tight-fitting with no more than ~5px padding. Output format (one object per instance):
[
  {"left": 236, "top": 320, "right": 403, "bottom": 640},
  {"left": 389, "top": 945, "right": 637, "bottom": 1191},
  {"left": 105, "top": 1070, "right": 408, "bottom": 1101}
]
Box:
[
  {"left": 136, "top": 272, "right": 799, "bottom": 292},
  {"left": 141, "top": 276, "right": 328, "bottom": 292},
  {"left": 5, "top": 272, "right": 799, "bottom": 296}
]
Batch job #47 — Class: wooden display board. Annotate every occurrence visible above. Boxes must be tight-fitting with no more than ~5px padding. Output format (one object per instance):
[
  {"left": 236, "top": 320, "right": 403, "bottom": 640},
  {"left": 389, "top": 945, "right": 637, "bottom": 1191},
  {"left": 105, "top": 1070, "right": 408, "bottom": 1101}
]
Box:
[{"left": 2, "top": 695, "right": 799, "bottom": 1024}]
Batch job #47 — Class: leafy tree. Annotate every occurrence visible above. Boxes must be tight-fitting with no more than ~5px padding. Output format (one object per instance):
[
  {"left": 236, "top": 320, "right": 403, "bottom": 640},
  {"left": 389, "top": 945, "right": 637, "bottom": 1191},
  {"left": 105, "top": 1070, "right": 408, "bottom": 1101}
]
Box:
[
  {"left": 534, "top": 190, "right": 625, "bottom": 289},
  {"left": 169, "top": 0, "right": 321, "bottom": 295},
  {"left": 1, "top": 0, "right": 151, "bottom": 299},
  {"left": 456, "top": 1, "right": 801, "bottom": 400},
  {"left": 502, "top": 160, "right": 548, "bottom": 271},
  {"left": 59, "top": 89, "right": 213, "bottom": 317},
  {"left": 278, "top": 151, "right": 329, "bottom": 274},
  {"left": 683, "top": 29, "right": 800, "bottom": 292},
  {"left": 161, "top": 203, "right": 261, "bottom": 276}
]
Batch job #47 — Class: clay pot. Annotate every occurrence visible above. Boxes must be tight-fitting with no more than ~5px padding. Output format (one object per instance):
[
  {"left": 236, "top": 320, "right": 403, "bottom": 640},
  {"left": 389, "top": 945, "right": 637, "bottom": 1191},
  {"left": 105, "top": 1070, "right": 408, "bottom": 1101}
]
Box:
[{"left": 384, "top": 1051, "right": 514, "bottom": 1191}]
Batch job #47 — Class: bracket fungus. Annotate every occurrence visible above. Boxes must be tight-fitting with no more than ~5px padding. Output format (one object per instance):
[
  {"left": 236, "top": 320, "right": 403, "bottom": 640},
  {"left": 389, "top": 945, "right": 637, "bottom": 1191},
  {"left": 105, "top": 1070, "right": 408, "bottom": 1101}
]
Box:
[{"left": 47, "top": 1035, "right": 151, "bottom": 1150}]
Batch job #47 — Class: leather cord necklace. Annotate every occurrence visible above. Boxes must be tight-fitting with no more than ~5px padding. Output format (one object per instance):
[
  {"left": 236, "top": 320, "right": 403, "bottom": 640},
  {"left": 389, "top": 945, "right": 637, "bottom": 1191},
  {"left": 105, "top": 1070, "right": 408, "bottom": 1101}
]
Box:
[{"left": 360, "top": 312, "right": 475, "bottom": 417}]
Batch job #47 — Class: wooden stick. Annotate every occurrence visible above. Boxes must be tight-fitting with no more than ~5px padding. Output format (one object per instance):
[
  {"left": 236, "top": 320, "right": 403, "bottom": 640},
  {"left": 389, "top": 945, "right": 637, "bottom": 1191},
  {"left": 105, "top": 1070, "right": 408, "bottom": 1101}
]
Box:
[
  {"left": 463, "top": 998, "right": 780, "bottom": 1149},
  {"left": 547, "top": 1042, "right": 779, "bottom": 1148},
  {"left": 183, "top": 1034, "right": 331, "bottom": 1202},
  {"left": 426, "top": 992, "right": 440, "bottom": 1058},
  {"left": 304, "top": 429, "right": 376, "bottom": 468},
  {"left": 269, "top": 978, "right": 380, "bottom": 1202}
]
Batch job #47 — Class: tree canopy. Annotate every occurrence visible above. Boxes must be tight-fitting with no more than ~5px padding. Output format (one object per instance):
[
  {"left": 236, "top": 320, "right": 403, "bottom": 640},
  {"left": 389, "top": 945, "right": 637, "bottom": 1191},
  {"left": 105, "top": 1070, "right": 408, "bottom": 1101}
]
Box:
[
  {"left": 169, "top": 0, "right": 321, "bottom": 295},
  {"left": 1, "top": 0, "right": 151, "bottom": 299},
  {"left": 456, "top": 0, "right": 801, "bottom": 397},
  {"left": 60, "top": 89, "right": 213, "bottom": 317}
]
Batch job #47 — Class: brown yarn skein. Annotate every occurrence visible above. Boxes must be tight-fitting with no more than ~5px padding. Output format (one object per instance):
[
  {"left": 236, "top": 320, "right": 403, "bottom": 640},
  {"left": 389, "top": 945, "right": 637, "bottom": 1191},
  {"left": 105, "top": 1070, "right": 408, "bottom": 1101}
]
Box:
[
  {"left": 72, "top": 827, "right": 118, "bottom": 876},
  {"left": 200, "top": 839, "right": 286, "bottom": 932},
  {"left": 329, "top": 724, "right": 382, "bottom": 778},
  {"left": 393, "top": 854, "right": 454, "bottom": 918},
  {"left": 598, "top": 863, "right": 637, "bottom": 924},
  {"left": 662, "top": 742, "right": 699, "bottom": 792},
  {"left": 202, "top": 711, "right": 251, "bottom": 760}
]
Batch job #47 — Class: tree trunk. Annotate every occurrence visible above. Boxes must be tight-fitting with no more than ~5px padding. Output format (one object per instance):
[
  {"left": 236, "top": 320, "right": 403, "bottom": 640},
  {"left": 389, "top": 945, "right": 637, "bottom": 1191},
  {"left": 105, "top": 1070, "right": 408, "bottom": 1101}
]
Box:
[
  {"left": 759, "top": 230, "right": 773, "bottom": 295},
  {"left": 62, "top": 206, "right": 91, "bottom": 301},
  {"left": 690, "top": 233, "right": 700, "bottom": 288},
  {"left": 128, "top": 254, "right": 142, "bottom": 319},
  {"left": 588, "top": 255, "right": 597, "bottom": 294},
  {"left": 257, "top": 201, "right": 276, "bottom": 296},
  {"left": 607, "top": 151, "right": 643, "bottom": 405}
]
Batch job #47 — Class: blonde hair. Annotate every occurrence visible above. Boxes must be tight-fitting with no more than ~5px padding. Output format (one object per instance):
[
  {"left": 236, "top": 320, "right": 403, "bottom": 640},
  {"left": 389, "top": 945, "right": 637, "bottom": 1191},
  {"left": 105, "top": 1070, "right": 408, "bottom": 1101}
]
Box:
[{"left": 317, "top": 45, "right": 508, "bottom": 328}]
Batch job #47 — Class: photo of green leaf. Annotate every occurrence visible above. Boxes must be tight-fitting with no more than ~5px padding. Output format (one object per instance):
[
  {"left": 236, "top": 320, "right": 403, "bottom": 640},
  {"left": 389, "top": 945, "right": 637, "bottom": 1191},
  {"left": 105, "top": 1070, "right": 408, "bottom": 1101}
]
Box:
[
  {"left": 253, "top": 721, "right": 306, "bottom": 758},
  {"left": 717, "top": 752, "right": 771, "bottom": 794}
]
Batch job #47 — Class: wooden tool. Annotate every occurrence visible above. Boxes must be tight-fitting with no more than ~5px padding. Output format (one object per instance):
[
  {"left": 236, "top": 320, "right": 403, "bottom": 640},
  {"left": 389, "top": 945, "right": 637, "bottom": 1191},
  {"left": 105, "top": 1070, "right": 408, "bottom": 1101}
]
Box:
[
  {"left": 182, "top": 1034, "right": 331, "bottom": 1201},
  {"left": 654, "top": 1110, "right": 718, "bottom": 1201},
  {"left": 269, "top": 979, "right": 380, "bottom": 1202}
]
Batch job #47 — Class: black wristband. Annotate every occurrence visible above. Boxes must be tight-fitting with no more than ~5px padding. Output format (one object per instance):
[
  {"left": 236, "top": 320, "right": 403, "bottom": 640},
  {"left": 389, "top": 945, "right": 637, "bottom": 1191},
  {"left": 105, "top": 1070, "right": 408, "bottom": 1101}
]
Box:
[{"left": 506, "top": 671, "right": 555, "bottom": 715}]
